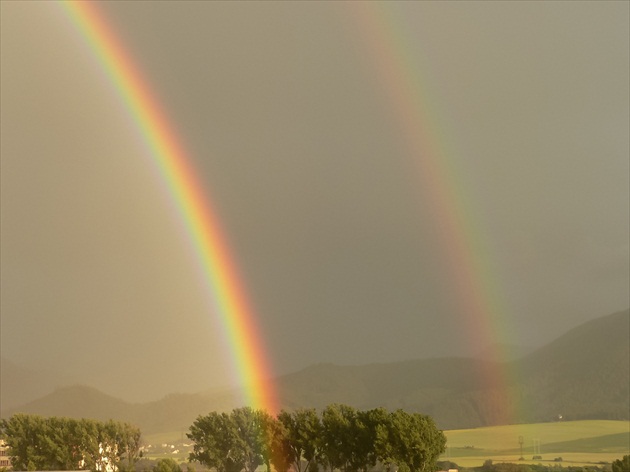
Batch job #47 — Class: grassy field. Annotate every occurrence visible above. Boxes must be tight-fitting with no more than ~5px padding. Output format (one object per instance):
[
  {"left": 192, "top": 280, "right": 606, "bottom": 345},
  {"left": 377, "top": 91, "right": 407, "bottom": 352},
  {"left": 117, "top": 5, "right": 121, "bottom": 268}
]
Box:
[
  {"left": 442, "top": 420, "right": 630, "bottom": 467},
  {"left": 142, "top": 430, "right": 192, "bottom": 462}
]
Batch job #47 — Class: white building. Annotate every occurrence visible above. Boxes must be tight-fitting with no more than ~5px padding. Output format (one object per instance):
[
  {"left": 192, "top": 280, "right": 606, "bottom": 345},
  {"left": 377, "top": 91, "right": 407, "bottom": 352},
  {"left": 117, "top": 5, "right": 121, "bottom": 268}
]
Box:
[{"left": 0, "top": 439, "right": 12, "bottom": 469}]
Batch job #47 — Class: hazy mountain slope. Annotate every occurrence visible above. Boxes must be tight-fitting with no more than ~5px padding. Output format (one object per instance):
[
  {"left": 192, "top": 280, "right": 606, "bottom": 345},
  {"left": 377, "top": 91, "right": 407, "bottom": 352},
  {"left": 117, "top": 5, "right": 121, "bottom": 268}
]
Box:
[
  {"left": 0, "top": 357, "right": 78, "bottom": 410},
  {"left": 1, "top": 385, "right": 135, "bottom": 420},
  {"left": 133, "top": 391, "right": 242, "bottom": 433},
  {"left": 1, "top": 386, "right": 242, "bottom": 435},
  {"left": 474, "top": 342, "right": 536, "bottom": 362},
  {"left": 275, "top": 357, "right": 508, "bottom": 428},
  {"left": 2, "top": 310, "right": 627, "bottom": 432},
  {"left": 517, "top": 309, "right": 629, "bottom": 423}
]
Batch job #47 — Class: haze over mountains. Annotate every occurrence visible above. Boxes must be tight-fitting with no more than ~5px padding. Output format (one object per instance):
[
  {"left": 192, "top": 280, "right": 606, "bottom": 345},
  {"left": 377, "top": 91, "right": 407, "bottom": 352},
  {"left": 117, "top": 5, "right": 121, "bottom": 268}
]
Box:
[{"left": 1, "top": 309, "right": 628, "bottom": 433}]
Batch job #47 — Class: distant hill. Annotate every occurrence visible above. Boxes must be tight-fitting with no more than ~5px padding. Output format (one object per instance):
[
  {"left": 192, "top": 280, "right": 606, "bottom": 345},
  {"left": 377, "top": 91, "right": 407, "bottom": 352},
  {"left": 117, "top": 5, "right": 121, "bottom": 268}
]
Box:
[
  {"left": 273, "top": 309, "right": 629, "bottom": 428},
  {"left": 474, "top": 342, "right": 536, "bottom": 362},
  {"left": 274, "top": 357, "right": 507, "bottom": 428},
  {"left": 0, "top": 357, "right": 78, "bottom": 410},
  {"left": 3, "top": 385, "right": 135, "bottom": 420},
  {"left": 0, "top": 385, "right": 243, "bottom": 435},
  {"left": 517, "top": 309, "right": 630, "bottom": 423},
  {"left": 2, "top": 309, "right": 628, "bottom": 432}
]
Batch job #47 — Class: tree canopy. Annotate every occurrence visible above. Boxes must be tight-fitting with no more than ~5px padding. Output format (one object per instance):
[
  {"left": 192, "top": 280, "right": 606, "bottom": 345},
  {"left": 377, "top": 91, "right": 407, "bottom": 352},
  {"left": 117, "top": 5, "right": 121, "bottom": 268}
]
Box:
[
  {"left": 188, "top": 405, "right": 446, "bottom": 472},
  {"left": 153, "top": 458, "right": 182, "bottom": 472},
  {"left": 612, "top": 455, "right": 630, "bottom": 472},
  {"left": 0, "top": 414, "right": 141, "bottom": 472}
]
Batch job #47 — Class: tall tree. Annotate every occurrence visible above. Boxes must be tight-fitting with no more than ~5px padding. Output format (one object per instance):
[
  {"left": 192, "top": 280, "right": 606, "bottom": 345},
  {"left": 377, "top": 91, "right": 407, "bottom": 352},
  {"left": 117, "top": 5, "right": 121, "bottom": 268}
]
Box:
[
  {"left": 188, "top": 412, "right": 242, "bottom": 472},
  {"left": 354, "top": 408, "right": 389, "bottom": 472},
  {"left": 252, "top": 409, "right": 277, "bottom": 472},
  {"left": 321, "top": 404, "right": 361, "bottom": 472},
  {"left": 267, "top": 414, "right": 292, "bottom": 472},
  {"left": 612, "top": 455, "right": 630, "bottom": 472},
  {"left": 230, "top": 407, "right": 267, "bottom": 472},
  {"left": 188, "top": 408, "right": 273, "bottom": 472},
  {"left": 379, "top": 410, "right": 446, "bottom": 472},
  {"left": 276, "top": 409, "right": 322, "bottom": 472}
]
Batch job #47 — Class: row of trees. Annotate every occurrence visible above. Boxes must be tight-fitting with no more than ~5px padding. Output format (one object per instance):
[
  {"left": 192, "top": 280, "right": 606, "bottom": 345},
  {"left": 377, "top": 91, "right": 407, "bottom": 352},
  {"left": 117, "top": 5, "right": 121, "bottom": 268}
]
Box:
[
  {"left": 187, "top": 405, "right": 446, "bottom": 472},
  {"left": 0, "top": 406, "right": 445, "bottom": 472},
  {"left": 0, "top": 414, "right": 141, "bottom": 471}
]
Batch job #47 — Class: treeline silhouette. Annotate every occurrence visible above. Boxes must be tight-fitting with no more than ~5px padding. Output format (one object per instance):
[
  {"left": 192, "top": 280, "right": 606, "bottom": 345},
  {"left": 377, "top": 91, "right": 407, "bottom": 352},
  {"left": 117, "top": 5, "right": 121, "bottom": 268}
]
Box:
[
  {"left": 0, "top": 405, "right": 446, "bottom": 472},
  {"left": 188, "top": 405, "right": 445, "bottom": 472},
  {"left": 0, "top": 414, "right": 141, "bottom": 471}
]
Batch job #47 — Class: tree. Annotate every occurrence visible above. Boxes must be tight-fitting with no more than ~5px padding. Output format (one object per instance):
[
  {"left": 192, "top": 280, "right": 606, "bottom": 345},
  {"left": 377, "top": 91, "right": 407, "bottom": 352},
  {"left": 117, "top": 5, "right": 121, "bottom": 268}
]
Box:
[
  {"left": 118, "top": 421, "right": 142, "bottom": 472},
  {"left": 355, "top": 408, "right": 389, "bottom": 472},
  {"left": 252, "top": 409, "right": 277, "bottom": 472},
  {"left": 276, "top": 409, "right": 322, "bottom": 472},
  {"left": 188, "top": 405, "right": 446, "bottom": 472},
  {"left": 229, "top": 407, "right": 268, "bottom": 472},
  {"left": 266, "top": 415, "right": 292, "bottom": 472},
  {"left": 188, "top": 412, "right": 242, "bottom": 472},
  {"left": 153, "top": 458, "right": 182, "bottom": 472},
  {"left": 2, "top": 414, "right": 48, "bottom": 471},
  {"left": 380, "top": 410, "right": 446, "bottom": 472},
  {"left": 0, "top": 414, "right": 141, "bottom": 472},
  {"left": 188, "top": 408, "right": 272, "bottom": 472},
  {"left": 321, "top": 404, "right": 361, "bottom": 472},
  {"left": 612, "top": 455, "right": 630, "bottom": 472}
]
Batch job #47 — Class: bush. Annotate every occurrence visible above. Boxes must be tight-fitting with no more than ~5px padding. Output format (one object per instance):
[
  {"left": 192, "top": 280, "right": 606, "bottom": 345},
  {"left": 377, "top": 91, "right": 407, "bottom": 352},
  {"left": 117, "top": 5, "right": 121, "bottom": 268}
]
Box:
[{"left": 153, "top": 458, "right": 183, "bottom": 472}]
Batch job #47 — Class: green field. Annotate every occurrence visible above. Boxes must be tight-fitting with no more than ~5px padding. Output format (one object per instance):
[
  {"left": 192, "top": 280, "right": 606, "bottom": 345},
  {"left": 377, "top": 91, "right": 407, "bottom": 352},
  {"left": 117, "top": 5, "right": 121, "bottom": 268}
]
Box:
[{"left": 442, "top": 420, "right": 630, "bottom": 467}]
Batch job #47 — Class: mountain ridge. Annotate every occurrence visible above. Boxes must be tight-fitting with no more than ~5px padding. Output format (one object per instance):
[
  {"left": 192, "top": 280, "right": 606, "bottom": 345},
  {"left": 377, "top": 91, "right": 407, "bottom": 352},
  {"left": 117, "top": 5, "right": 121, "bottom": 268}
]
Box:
[{"left": 2, "top": 309, "right": 628, "bottom": 432}]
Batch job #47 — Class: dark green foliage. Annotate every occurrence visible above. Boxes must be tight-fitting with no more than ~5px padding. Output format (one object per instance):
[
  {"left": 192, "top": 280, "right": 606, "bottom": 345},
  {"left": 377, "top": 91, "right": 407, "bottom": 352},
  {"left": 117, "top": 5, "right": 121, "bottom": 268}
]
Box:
[
  {"left": 187, "top": 408, "right": 276, "bottom": 472},
  {"left": 0, "top": 414, "right": 141, "bottom": 471},
  {"left": 153, "top": 458, "right": 182, "bottom": 472},
  {"left": 612, "top": 455, "right": 629, "bottom": 472},
  {"left": 187, "top": 405, "right": 445, "bottom": 472},
  {"left": 320, "top": 404, "right": 357, "bottom": 472},
  {"left": 373, "top": 410, "right": 446, "bottom": 472},
  {"left": 187, "top": 411, "right": 241, "bottom": 472},
  {"left": 276, "top": 408, "right": 322, "bottom": 472}
]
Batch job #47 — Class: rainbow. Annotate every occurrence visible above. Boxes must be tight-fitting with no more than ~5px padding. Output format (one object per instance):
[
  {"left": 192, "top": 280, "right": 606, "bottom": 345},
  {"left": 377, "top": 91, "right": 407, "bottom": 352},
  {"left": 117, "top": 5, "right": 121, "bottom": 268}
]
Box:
[
  {"left": 349, "top": 3, "right": 520, "bottom": 424},
  {"left": 61, "top": 0, "right": 278, "bottom": 414},
  {"left": 61, "top": 0, "right": 521, "bottom": 423}
]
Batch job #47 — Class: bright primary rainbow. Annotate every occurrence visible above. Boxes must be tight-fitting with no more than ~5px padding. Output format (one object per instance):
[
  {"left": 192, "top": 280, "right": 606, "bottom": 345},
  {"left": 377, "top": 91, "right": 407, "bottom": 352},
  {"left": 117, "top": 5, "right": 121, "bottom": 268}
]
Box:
[
  {"left": 61, "top": 0, "right": 278, "bottom": 414},
  {"left": 350, "top": 3, "right": 521, "bottom": 424},
  {"left": 62, "top": 0, "right": 521, "bottom": 424}
]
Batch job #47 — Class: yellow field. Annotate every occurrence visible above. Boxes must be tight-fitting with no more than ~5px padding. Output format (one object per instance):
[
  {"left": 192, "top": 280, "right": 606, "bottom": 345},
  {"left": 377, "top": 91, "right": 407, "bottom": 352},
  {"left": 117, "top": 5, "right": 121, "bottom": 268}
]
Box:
[{"left": 441, "top": 420, "right": 630, "bottom": 467}]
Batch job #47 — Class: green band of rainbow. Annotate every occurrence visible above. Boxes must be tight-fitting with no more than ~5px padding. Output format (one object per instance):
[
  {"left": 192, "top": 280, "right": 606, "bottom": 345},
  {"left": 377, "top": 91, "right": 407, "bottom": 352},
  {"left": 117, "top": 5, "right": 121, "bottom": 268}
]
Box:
[{"left": 61, "top": 0, "right": 277, "bottom": 413}]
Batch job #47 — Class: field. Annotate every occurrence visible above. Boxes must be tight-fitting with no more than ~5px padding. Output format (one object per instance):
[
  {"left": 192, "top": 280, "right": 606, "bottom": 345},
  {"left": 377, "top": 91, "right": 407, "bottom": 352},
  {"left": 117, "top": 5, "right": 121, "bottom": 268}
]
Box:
[
  {"left": 142, "top": 430, "right": 192, "bottom": 462},
  {"left": 141, "top": 420, "right": 630, "bottom": 468},
  {"left": 442, "top": 420, "right": 630, "bottom": 467}
]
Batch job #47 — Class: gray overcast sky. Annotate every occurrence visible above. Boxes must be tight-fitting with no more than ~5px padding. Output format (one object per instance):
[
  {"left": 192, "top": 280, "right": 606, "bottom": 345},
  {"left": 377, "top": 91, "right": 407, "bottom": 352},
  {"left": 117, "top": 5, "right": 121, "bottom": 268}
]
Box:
[{"left": 1, "top": 1, "right": 628, "bottom": 402}]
